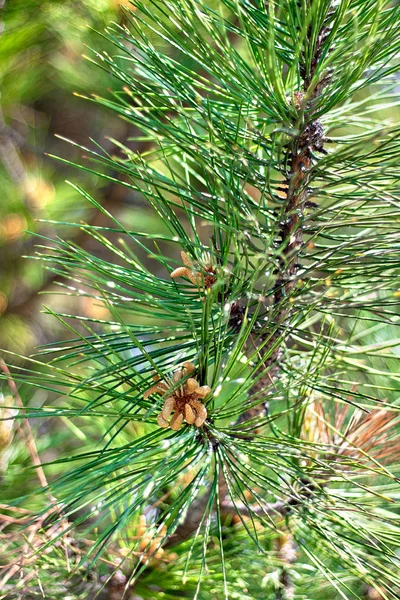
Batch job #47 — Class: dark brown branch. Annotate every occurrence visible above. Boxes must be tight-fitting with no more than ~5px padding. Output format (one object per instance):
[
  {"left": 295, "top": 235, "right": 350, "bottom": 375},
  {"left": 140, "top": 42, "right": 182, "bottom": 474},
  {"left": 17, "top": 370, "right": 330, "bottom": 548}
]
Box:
[
  {"left": 220, "top": 498, "right": 289, "bottom": 519},
  {"left": 239, "top": 3, "right": 334, "bottom": 428}
]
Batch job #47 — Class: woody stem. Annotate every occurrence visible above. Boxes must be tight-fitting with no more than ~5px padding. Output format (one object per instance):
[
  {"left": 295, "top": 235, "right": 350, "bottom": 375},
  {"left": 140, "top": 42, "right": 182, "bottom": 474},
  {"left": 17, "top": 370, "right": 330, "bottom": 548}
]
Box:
[{"left": 238, "top": 2, "right": 333, "bottom": 429}]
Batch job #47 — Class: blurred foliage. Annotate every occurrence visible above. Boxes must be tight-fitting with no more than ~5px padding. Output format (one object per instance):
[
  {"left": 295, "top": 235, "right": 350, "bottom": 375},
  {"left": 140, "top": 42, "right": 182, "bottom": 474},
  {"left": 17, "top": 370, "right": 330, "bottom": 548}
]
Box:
[{"left": 0, "top": 0, "right": 146, "bottom": 354}]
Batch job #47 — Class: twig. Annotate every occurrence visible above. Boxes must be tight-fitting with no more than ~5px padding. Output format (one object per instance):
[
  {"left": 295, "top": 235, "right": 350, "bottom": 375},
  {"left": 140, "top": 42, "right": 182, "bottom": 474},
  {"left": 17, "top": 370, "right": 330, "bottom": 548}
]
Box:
[
  {"left": 221, "top": 498, "right": 289, "bottom": 518},
  {"left": 0, "top": 358, "right": 54, "bottom": 499},
  {"left": 276, "top": 532, "right": 297, "bottom": 600},
  {"left": 166, "top": 496, "right": 290, "bottom": 549}
]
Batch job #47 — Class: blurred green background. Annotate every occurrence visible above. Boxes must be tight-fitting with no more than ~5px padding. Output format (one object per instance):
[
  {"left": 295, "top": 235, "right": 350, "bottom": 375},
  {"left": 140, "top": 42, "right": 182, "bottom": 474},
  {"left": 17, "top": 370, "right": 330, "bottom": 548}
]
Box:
[{"left": 0, "top": 0, "right": 159, "bottom": 355}]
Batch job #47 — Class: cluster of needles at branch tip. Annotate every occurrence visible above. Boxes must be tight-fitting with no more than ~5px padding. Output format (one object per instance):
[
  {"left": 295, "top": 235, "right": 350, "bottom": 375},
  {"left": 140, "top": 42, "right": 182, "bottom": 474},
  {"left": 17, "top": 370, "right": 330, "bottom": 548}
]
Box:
[{"left": 144, "top": 362, "right": 210, "bottom": 430}]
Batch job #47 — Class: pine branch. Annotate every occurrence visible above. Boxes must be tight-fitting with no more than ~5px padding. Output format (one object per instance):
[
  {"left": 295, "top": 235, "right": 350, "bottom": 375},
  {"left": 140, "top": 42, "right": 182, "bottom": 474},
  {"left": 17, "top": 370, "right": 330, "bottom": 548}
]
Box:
[
  {"left": 3, "top": 1, "right": 400, "bottom": 597},
  {"left": 240, "top": 2, "right": 334, "bottom": 428}
]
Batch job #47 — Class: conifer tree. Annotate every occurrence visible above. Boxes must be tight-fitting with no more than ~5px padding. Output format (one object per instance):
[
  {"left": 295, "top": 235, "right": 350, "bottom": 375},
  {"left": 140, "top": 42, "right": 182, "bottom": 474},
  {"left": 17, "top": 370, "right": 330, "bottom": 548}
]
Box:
[{"left": 2, "top": 1, "right": 400, "bottom": 598}]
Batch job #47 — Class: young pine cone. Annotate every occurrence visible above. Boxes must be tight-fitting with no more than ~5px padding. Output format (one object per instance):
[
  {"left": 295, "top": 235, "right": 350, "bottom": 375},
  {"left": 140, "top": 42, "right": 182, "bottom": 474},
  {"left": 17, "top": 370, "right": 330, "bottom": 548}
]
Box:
[{"left": 144, "top": 362, "right": 210, "bottom": 430}]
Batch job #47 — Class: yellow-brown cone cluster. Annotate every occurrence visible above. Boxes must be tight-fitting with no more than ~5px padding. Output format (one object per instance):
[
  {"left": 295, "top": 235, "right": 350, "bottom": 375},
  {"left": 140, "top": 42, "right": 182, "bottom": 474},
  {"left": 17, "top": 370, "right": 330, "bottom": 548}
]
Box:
[
  {"left": 144, "top": 362, "right": 210, "bottom": 430},
  {"left": 171, "top": 251, "right": 217, "bottom": 290}
]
